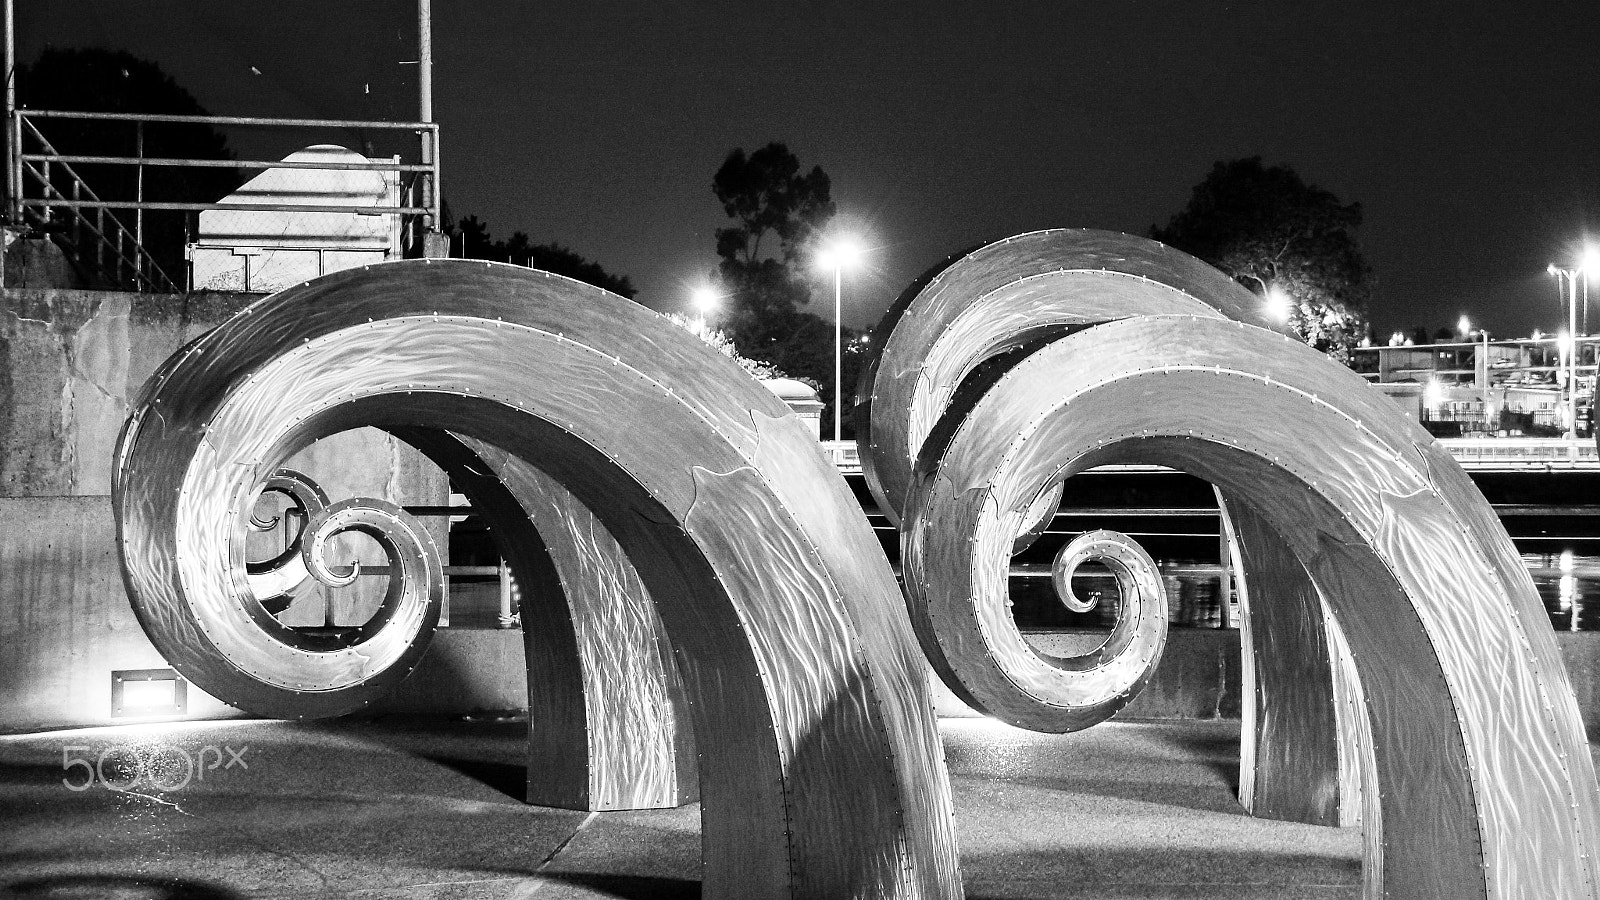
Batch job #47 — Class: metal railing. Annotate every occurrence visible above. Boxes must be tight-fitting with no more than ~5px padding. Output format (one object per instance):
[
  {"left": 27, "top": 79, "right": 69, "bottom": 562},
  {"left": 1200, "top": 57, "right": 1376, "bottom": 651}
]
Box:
[
  {"left": 823, "top": 438, "right": 1600, "bottom": 473},
  {"left": 7, "top": 108, "right": 441, "bottom": 291},
  {"left": 13, "top": 116, "right": 174, "bottom": 291}
]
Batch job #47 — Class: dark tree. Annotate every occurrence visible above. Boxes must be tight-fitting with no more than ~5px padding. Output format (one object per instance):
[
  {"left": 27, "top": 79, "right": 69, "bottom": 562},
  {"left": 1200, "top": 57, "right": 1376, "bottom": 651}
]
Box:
[
  {"left": 15, "top": 47, "right": 240, "bottom": 286},
  {"left": 1152, "top": 157, "right": 1374, "bottom": 362},
  {"left": 444, "top": 214, "right": 636, "bottom": 298},
  {"left": 523, "top": 242, "right": 635, "bottom": 298},
  {"left": 452, "top": 215, "right": 494, "bottom": 259},
  {"left": 713, "top": 143, "right": 835, "bottom": 325},
  {"left": 711, "top": 142, "right": 859, "bottom": 432}
]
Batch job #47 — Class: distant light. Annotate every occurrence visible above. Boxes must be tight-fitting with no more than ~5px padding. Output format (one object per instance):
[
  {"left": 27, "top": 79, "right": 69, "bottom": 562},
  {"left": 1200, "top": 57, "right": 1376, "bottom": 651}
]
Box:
[
  {"left": 1559, "top": 330, "right": 1574, "bottom": 353},
  {"left": 690, "top": 286, "right": 720, "bottom": 314},
  {"left": 1560, "top": 549, "right": 1576, "bottom": 574},
  {"left": 1549, "top": 263, "right": 1562, "bottom": 277},
  {"left": 1403, "top": 337, "right": 1415, "bottom": 346},
  {"left": 816, "top": 237, "right": 864, "bottom": 273},
  {"left": 1359, "top": 334, "right": 1372, "bottom": 348},
  {"left": 1424, "top": 379, "right": 1445, "bottom": 408},
  {"left": 1263, "top": 286, "right": 1292, "bottom": 322},
  {"left": 1389, "top": 331, "right": 1404, "bottom": 346},
  {"left": 1583, "top": 245, "right": 1600, "bottom": 275},
  {"left": 1532, "top": 329, "right": 1544, "bottom": 341},
  {"left": 1457, "top": 314, "right": 1472, "bottom": 336}
]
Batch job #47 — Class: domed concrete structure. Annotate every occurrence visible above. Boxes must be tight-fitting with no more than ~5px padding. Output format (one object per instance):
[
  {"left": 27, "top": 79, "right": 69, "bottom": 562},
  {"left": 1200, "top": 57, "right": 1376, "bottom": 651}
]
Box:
[{"left": 762, "top": 377, "right": 824, "bottom": 439}]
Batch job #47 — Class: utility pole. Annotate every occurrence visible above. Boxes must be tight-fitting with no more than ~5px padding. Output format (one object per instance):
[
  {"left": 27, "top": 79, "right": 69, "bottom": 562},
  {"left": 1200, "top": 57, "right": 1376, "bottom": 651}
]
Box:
[
  {"left": 418, "top": 0, "right": 448, "bottom": 258},
  {"left": 418, "top": 0, "right": 432, "bottom": 126},
  {"left": 5, "top": 0, "right": 15, "bottom": 222},
  {"left": 4, "top": 0, "right": 16, "bottom": 288}
]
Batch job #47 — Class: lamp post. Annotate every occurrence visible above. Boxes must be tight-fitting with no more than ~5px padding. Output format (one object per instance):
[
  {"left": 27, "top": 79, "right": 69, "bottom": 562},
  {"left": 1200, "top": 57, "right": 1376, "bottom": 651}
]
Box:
[
  {"left": 817, "top": 238, "right": 863, "bottom": 443},
  {"left": 1549, "top": 256, "right": 1592, "bottom": 443}
]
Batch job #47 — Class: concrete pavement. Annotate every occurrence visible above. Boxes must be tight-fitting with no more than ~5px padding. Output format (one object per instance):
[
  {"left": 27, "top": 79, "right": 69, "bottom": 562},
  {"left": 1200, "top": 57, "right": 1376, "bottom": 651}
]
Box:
[{"left": 0, "top": 716, "right": 1370, "bottom": 899}]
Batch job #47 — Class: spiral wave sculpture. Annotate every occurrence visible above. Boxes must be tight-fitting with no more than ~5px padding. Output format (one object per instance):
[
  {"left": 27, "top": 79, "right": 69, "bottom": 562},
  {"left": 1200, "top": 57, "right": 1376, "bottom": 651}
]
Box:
[
  {"left": 858, "top": 229, "right": 1600, "bottom": 899},
  {"left": 244, "top": 468, "right": 332, "bottom": 612},
  {"left": 113, "top": 259, "right": 960, "bottom": 899},
  {"left": 112, "top": 237, "right": 1600, "bottom": 899}
]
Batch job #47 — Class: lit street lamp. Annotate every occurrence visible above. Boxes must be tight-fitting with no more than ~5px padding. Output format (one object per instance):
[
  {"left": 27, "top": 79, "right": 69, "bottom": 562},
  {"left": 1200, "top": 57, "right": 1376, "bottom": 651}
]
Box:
[
  {"left": 690, "top": 286, "right": 720, "bottom": 332},
  {"left": 1263, "top": 285, "right": 1292, "bottom": 323},
  {"left": 1548, "top": 249, "right": 1596, "bottom": 442},
  {"left": 816, "top": 237, "right": 863, "bottom": 443}
]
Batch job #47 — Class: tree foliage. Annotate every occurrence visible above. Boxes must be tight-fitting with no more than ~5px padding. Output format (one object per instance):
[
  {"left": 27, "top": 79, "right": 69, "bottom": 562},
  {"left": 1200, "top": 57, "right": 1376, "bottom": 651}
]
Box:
[
  {"left": 15, "top": 47, "right": 240, "bottom": 285},
  {"left": 1152, "top": 157, "right": 1374, "bottom": 362},
  {"left": 664, "top": 313, "right": 786, "bottom": 381},
  {"left": 711, "top": 142, "right": 862, "bottom": 434},
  {"left": 444, "top": 214, "right": 636, "bottom": 298}
]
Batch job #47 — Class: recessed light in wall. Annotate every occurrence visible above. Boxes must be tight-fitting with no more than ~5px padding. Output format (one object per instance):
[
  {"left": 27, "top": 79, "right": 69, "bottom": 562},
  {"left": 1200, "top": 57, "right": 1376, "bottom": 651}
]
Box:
[{"left": 111, "top": 668, "right": 188, "bottom": 719}]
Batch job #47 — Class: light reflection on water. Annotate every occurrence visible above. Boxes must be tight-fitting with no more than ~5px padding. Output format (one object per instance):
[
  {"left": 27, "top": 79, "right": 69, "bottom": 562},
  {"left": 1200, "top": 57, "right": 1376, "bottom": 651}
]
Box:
[{"left": 1524, "top": 552, "right": 1600, "bottom": 631}]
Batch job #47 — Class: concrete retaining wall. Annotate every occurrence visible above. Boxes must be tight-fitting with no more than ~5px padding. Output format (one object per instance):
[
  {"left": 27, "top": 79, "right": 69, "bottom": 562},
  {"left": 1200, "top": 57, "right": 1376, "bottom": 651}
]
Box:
[{"left": 0, "top": 288, "right": 448, "bottom": 732}]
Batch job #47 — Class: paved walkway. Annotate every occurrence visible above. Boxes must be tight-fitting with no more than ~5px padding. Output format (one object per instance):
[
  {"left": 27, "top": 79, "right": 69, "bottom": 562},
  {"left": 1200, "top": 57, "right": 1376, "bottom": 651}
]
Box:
[{"left": 0, "top": 716, "right": 1367, "bottom": 899}]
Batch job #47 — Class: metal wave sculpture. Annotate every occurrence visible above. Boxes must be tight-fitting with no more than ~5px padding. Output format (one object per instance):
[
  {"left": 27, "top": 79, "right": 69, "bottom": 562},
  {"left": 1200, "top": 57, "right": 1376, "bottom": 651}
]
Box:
[
  {"left": 390, "top": 426, "right": 698, "bottom": 811},
  {"left": 862, "top": 229, "right": 1274, "bottom": 731},
  {"left": 859, "top": 229, "right": 1600, "bottom": 899},
  {"left": 113, "top": 259, "right": 961, "bottom": 899},
  {"left": 244, "top": 468, "right": 332, "bottom": 613}
]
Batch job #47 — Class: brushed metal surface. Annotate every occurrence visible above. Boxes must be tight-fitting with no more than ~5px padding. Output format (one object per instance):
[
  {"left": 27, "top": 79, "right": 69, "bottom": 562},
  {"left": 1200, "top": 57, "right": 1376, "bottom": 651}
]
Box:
[
  {"left": 910, "top": 521, "right": 1168, "bottom": 731},
  {"left": 388, "top": 427, "right": 696, "bottom": 812},
  {"left": 479, "top": 443, "right": 697, "bottom": 812},
  {"left": 857, "top": 227, "right": 1282, "bottom": 527},
  {"left": 113, "top": 259, "right": 960, "bottom": 900},
  {"left": 1226, "top": 498, "right": 1342, "bottom": 826},
  {"left": 244, "top": 468, "right": 328, "bottom": 608},
  {"left": 909, "top": 311, "right": 1600, "bottom": 899},
  {"left": 864, "top": 230, "right": 1261, "bottom": 737}
]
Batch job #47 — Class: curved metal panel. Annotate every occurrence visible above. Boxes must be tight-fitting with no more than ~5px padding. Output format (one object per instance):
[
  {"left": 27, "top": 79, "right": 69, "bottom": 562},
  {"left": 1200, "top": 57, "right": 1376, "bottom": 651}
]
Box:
[
  {"left": 857, "top": 227, "right": 1283, "bottom": 526},
  {"left": 477, "top": 442, "right": 698, "bottom": 811},
  {"left": 864, "top": 230, "right": 1285, "bottom": 745},
  {"left": 391, "top": 427, "right": 696, "bottom": 812},
  {"left": 1225, "top": 498, "right": 1343, "bottom": 826},
  {"left": 244, "top": 468, "right": 329, "bottom": 609},
  {"left": 114, "top": 260, "right": 960, "bottom": 900},
  {"left": 907, "top": 312, "right": 1600, "bottom": 899}
]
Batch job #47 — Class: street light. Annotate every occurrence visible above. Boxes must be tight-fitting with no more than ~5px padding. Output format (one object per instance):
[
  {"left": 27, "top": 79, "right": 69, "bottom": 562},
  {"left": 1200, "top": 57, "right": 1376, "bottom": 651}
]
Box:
[
  {"left": 690, "top": 286, "right": 720, "bottom": 332},
  {"left": 816, "top": 237, "right": 864, "bottom": 443},
  {"left": 1548, "top": 248, "right": 1596, "bottom": 442},
  {"left": 1263, "top": 285, "right": 1292, "bottom": 323}
]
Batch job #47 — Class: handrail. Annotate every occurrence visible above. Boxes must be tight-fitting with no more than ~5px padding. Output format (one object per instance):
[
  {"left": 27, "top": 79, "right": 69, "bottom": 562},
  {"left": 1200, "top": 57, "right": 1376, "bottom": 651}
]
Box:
[
  {"left": 7, "top": 108, "right": 443, "bottom": 292},
  {"left": 32, "top": 198, "right": 434, "bottom": 215},
  {"left": 21, "top": 108, "right": 438, "bottom": 130},
  {"left": 25, "top": 153, "right": 434, "bottom": 173},
  {"left": 18, "top": 118, "right": 173, "bottom": 291},
  {"left": 22, "top": 164, "right": 172, "bottom": 291}
]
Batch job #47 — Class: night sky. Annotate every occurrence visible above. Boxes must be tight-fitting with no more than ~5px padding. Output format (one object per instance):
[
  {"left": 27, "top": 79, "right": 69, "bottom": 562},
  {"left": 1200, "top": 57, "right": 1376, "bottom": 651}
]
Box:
[{"left": 19, "top": 1, "right": 1600, "bottom": 338}]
